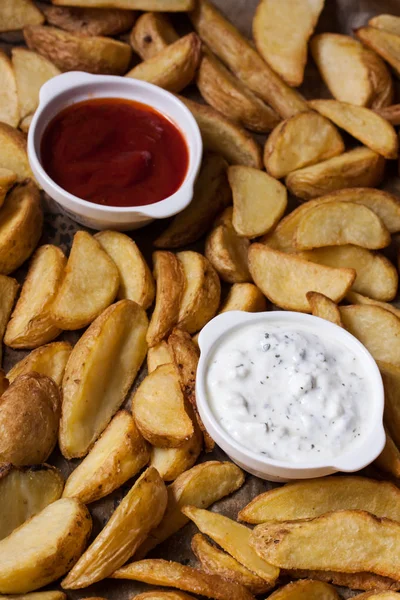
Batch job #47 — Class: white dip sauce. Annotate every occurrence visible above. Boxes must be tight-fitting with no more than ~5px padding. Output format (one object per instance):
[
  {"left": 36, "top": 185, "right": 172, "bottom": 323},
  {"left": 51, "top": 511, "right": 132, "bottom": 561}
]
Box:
[{"left": 206, "top": 322, "right": 370, "bottom": 463}]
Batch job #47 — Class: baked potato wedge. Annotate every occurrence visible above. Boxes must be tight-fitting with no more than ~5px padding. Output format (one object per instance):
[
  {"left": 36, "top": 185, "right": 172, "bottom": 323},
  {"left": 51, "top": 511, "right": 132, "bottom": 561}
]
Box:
[
  {"left": 147, "top": 341, "right": 173, "bottom": 373},
  {"left": 52, "top": 0, "right": 194, "bottom": 10},
  {"left": 43, "top": 5, "right": 135, "bottom": 36},
  {"left": 0, "top": 125, "right": 33, "bottom": 182},
  {"left": 60, "top": 299, "right": 148, "bottom": 458},
  {"left": 130, "top": 12, "right": 179, "bottom": 59},
  {"left": 378, "top": 362, "right": 400, "bottom": 448},
  {"left": 134, "top": 593, "right": 196, "bottom": 600},
  {"left": 7, "top": 341, "right": 72, "bottom": 386},
  {"left": 0, "top": 463, "right": 64, "bottom": 540},
  {"left": 0, "top": 498, "right": 91, "bottom": 594},
  {"left": 345, "top": 291, "right": 400, "bottom": 320},
  {"left": 62, "top": 410, "right": 150, "bottom": 504},
  {"left": 0, "top": 593, "right": 66, "bottom": 600},
  {"left": 285, "top": 570, "right": 400, "bottom": 592},
  {"left": 375, "top": 429, "right": 400, "bottom": 479},
  {"left": 306, "top": 291, "right": 342, "bottom": 326},
  {"left": 0, "top": 168, "right": 16, "bottom": 208},
  {"left": 50, "top": 231, "right": 119, "bottom": 330},
  {"left": 0, "top": 50, "right": 19, "bottom": 127},
  {"left": 219, "top": 283, "right": 267, "bottom": 313},
  {"left": 355, "top": 27, "right": 400, "bottom": 79},
  {"left": 24, "top": 25, "right": 132, "bottom": 75},
  {"left": 62, "top": 467, "right": 167, "bottom": 589},
  {"left": 19, "top": 114, "right": 33, "bottom": 134},
  {"left": 0, "top": 274, "right": 19, "bottom": 365},
  {"left": 375, "top": 104, "right": 400, "bottom": 125},
  {"left": 0, "top": 0, "right": 43, "bottom": 32},
  {"left": 369, "top": 14, "right": 400, "bottom": 35},
  {"left": 268, "top": 581, "right": 339, "bottom": 600},
  {"left": 0, "top": 373, "right": 60, "bottom": 466}
]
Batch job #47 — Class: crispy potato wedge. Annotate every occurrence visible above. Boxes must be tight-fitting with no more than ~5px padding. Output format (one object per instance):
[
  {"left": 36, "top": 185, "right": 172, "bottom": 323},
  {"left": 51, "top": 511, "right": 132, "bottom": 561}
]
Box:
[
  {"left": 50, "top": 231, "right": 119, "bottom": 330},
  {"left": 62, "top": 467, "right": 167, "bottom": 589},
  {"left": 264, "top": 111, "right": 344, "bottom": 179},
  {"left": 190, "top": 0, "right": 307, "bottom": 119},
  {"left": 52, "top": 0, "right": 194, "bottom": 10},
  {"left": 0, "top": 373, "right": 60, "bottom": 466},
  {"left": 220, "top": 283, "right": 267, "bottom": 313},
  {"left": 95, "top": 231, "right": 155, "bottom": 309},
  {"left": 378, "top": 362, "right": 400, "bottom": 448},
  {"left": 310, "top": 33, "right": 394, "bottom": 108},
  {"left": 135, "top": 461, "right": 244, "bottom": 558},
  {"left": 197, "top": 50, "right": 279, "bottom": 133},
  {"left": 7, "top": 341, "right": 72, "bottom": 386},
  {"left": 0, "top": 274, "right": 19, "bottom": 365},
  {"left": 183, "top": 506, "right": 279, "bottom": 583},
  {"left": 0, "top": 124, "right": 33, "bottom": 182},
  {"left": 0, "top": 51, "right": 19, "bottom": 127},
  {"left": 355, "top": 593, "right": 400, "bottom": 600},
  {"left": 284, "top": 570, "right": 400, "bottom": 592},
  {"left": 0, "top": 168, "right": 16, "bottom": 208},
  {"left": 268, "top": 581, "right": 339, "bottom": 600},
  {"left": 375, "top": 429, "right": 400, "bottom": 479},
  {"left": 0, "top": 0, "right": 43, "bottom": 32},
  {"left": 286, "top": 147, "right": 385, "bottom": 201},
  {"left": 253, "top": 0, "right": 324, "bottom": 87},
  {"left": 155, "top": 153, "right": 231, "bottom": 248},
  {"left": 346, "top": 291, "right": 400, "bottom": 320},
  {"left": 43, "top": 5, "right": 135, "bottom": 36},
  {"left": 0, "top": 593, "right": 67, "bottom": 600},
  {"left": 113, "top": 559, "right": 254, "bottom": 600},
  {"left": 369, "top": 15, "right": 400, "bottom": 36},
  {"left": 355, "top": 27, "right": 400, "bottom": 79},
  {"left": 60, "top": 300, "right": 147, "bottom": 458},
  {"left": 126, "top": 33, "right": 201, "bottom": 93},
  {"left": 147, "top": 341, "right": 173, "bottom": 373},
  {"left": 132, "top": 363, "right": 194, "bottom": 447},
  {"left": 248, "top": 244, "right": 355, "bottom": 312},
  {"left": 205, "top": 213, "right": 251, "bottom": 284},
  {"left": 229, "top": 166, "right": 287, "bottom": 238},
  {"left": 310, "top": 100, "right": 398, "bottom": 159},
  {"left": 375, "top": 105, "right": 400, "bottom": 125},
  {"left": 63, "top": 410, "right": 150, "bottom": 504},
  {"left": 147, "top": 251, "right": 184, "bottom": 346},
  {"left": 0, "top": 464, "right": 64, "bottom": 540},
  {"left": 5, "top": 245, "right": 66, "bottom": 348},
  {"left": 239, "top": 476, "right": 400, "bottom": 524},
  {"left": 192, "top": 534, "right": 271, "bottom": 595},
  {"left": 306, "top": 292, "right": 343, "bottom": 326},
  {"left": 340, "top": 304, "right": 400, "bottom": 365},
  {"left": 24, "top": 25, "right": 132, "bottom": 75},
  {"left": 177, "top": 251, "right": 220, "bottom": 334},
  {"left": 130, "top": 12, "right": 179, "bottom": 59},
  {"left": 134, "top": 593, "right": 196, "bottom": 600},
  {"left": 19, "top": 114, "right": 33, "bottom": 134}
]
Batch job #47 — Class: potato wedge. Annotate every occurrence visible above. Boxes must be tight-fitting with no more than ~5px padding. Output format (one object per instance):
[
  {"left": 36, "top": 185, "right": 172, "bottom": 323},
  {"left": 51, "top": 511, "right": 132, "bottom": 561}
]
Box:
[
  {"left": 192, "top": 534, "right": 271, "bottom": 595},
  {"left": 0, "top": 124, "right": 34, "bottom": 182},
  {"left": 355, "top": 593, "right": 400, "bottom": 600},
  {"left": 43, "top": 5, "right": 135, "bottom": 36},
  {"left": 135, "top": 461, "right": 244, "bottom": 558},
  {"left": 132, "top": 363, "right": 194, "bottom": 447},
  {"left": 0, "top": 0, "right": 43, "bottom": 32},
  {"left": 228, "top": 166, "right": 287, "bottom": 238},
  {"left": 52, "top": 0, "right": 194, "bottom": 10},
  {"left": 190, "top": 0, "right": 307, "bottom": 119},
  {"left": 155, "top": 153, "right": 231, "bottom": 248},
  {"left": 197, "top": 50, "right": 280, "bottom": 133},
  {"left": 95, "top": 231, "right": 155, "bottom": 309},
  {"left": 5, "top": 245, "right": 66, "bottom": 348},
  {"left": 62, "top": 467, "right": 167, "bottom": 589},
  {"left": 0, "top": 51, "right": 19, "bottom": 127},
  {"left": 205, "top": 214, "right": 251, "bottom": 284},
  {"left": 369, "top": 15, "right": 400, "bottom": 36},
  {"left": 306, "top": 292, "right": 343, "bottom": 326},
  {"left": 239, "top": 476, "right": 400, "bottom": 524},
  {"left": 130, "top": 12, "right": 179, "bottom": 59},
  {"left": 147, "top": 251, "right": 184, "bottom": 346},
  {"left": 253, "top": 0, "right": 324, "bottom": 87},
  {"left": 264, "top": 111, "right": 344, "bottom": 179},
  {"left": 148, "top": 341, "right": 173, "bottom": 373},
  {"left": 284, "top": 570, "right": 400, "bottom": 592},
  {"left": 375, "top": 105, "right": 400, "bottom": 125},
  {"left": 0, "top": 593, "right": 66, "bottom": 600},
  {"left": 310, "top": 33, "right": 394, "bottom": 108},
  {"left": 339, "top": 305, "right": 400, "bottom": 365},
  {"left": 19, "top": 114, "right": 33, "bottom": 134},
  {"left": 0, "top": 464, "right": 64, "bottom": 540},
  {"left": 374, "top": 429, "right": 400, "bottom": 479},
  {"left": 0, "top": 498, "right": 91, "bottom": 594},
  {"left": 310, "top": 100, "right": 398, "bottom": 159},
  {"left": 7, "top": 341, "right": 72, "bottom": 386},
  {"left": 63, "top": 410, "right": 150, "bottom": 504},
  {"left": 183, "top": 506, "right": 279, "bottom": 583},
  {"left": 0, "top": 373, "right": 60, "bottom": 466},
  {"left": 126, "top": 33, "right": 201, "bottom": 93},
  {"left": 378, "top": 362, "right": 400, "bottom": 448},
  {"left": 0, "top": 275, "right": 19, "bottom": 365},
  {"left": 50, "top": 231, "right": 119, "bottom": 330},
  {"left": 134, "top": 593, "right": 196, "bottom": 600},
  {"left": 268, "top": 581, "right": 339, "bottom": 600},
  {"left": 220, "top": 283, "right": 267, "bottom": 314},
  {"left": 60, "top": 299, "right": 148, "bottom": 458},
  {"left": 286, "top": 147, "right": 385, "bottom": 201},
  {"left": 24, "top": 25, "right": 132, "bottom": 75},
  {"left": 248, "top": 244, "right": 355, "bottom": 312},
  {"left": 0, "top": 168, "right": 16, "bottom": 208},
  {"left": 346, "top": 292, "right": 400, "bottom": 320},
  {"left": 355, "top": 27, "right": 400, "bottom": 79}
]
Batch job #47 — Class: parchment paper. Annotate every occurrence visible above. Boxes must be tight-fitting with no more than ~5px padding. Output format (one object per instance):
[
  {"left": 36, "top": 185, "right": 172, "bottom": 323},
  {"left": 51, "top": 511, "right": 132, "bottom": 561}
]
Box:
[{"left": 1, "top": 1, "right": 400, "bottom": 598}]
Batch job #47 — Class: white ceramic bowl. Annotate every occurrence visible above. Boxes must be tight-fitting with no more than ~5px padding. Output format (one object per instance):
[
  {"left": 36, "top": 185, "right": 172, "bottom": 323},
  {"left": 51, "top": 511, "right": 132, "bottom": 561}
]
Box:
[
  {"left": 28, "top": 71, "right": 203, "bottom": 231},
  {"left": 196, "top": 310, "right": 386, "bottom": 482}
]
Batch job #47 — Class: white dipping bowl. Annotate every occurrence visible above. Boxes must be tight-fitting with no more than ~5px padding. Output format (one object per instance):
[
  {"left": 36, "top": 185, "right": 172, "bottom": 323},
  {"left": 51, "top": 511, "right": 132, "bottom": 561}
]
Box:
[
  {"left": 28, "top": 71, "right": 203, "bottom": 231},
  {"left": 196, "top": 310, "right": 385, "bottom": 482}
]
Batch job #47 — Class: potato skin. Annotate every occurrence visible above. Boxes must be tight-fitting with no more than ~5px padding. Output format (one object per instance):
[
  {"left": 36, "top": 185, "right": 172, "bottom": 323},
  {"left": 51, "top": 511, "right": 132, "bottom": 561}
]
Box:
[{"left": 0, "top": 373, "right": 61, "bottom": 466}]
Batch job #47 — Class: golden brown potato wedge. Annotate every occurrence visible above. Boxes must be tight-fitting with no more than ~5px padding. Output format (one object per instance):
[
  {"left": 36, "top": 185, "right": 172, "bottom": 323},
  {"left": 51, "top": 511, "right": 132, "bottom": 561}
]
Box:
[
  {"left": 0, "top": 168, "right": 16, "bottom": 208},
  {"left": 0, "top": 463, "right": 64, "bottom": 541},
  {"left": 135, "top": 461, "right": 244, "bottom": 558},
  {"left": 228, "top": 166, "right": 287, "bottom": 238},
  {"left": 62, "top": 467, "right": 167, "bottom": 589},
  {"left": 378, "top": 362, "right": 400, "bottom": 449},
  {"left": 63, "top": 410, "right": 150, "bottom": 504},
  {"left": 5, "top": 245, "right": 66, "bottom": 349},
  {"left": 0, "top": 0, "right": 43, "bottom": 32},
  {"left": 375, "top": 104, "right": 400, "bottom": 125},
  {"left": 284, "top": 570, "right": 400, "bottom": 592},
  {"left": 355, "top": 27, "right": 400, "bottom": 79},
  {"left": 0, "top": 593, "right": 67, "bottom": 600},
  {"left": 126, "top": 33, "right": 201, "bottom": 93},
  {"left": 346, "top": 291, "right": 400, "bottom": 320},
  {"left": 306, "top": 291, "right": 343, "bottom": 326},
  {"left": 24, "top": 25, "right": 132, "bottom": 75},
  {"left": 205, "top": 212, "right": 251, "bottom": 284},
  {"left": 134, "top": 593, "right": 196, "bottom": 600},
  {"left": 7, "top": 341, "right": 72, "bottom": 386},
  {"left": 192, "top": 534, "right": 272, "bottom": 595},
  {"left": 0, "top": 274, "right": 19, "bottom": 365},
  {"left": 285, "top": 147, "right": 385, "bottom": 201},
  {"left": 60, "top": 300, "right": 148, "bottom": 458},
  {"left": 0, "top": 51, "right": 19, "bottom": 127},
  {"left": 0, "top": 124, "right": 34, "bottom": 182},
  {"left": 190, "top": 0, "right": 307, "bottom": 119},
  {"left": 52, "top": 0, "right": 194, "bottom": 10},
  {"left": 355, "top": 593, "right": 400, "bottom": 600},
  {"left": 375, "top": 429, "right": 400, "bottom": 479},
  {"left": 369, "top": 15, "right": 400, "bottom": 36},
  {"left": 248, "top": 244, "right": 355, "bottom": 312},
  {"left": 130, "top": 12, "right": 179, "bottom": 59},
  {"left": 147, "top": 251, "right": 184, "bottom": 346},
  {"left": 267, "top": 580, "right": 339, "bottom": 600},
  {"left": 253, "top": 0, "right": 324, "bottom": 87},
  {"left": 147, "top": 341, "right": 173, "bottom": 373},
  {"left": 50, "top": 231, "right": 119, "bottom": 330},
  {"left": 264, "top": 111, "right": 344, "bottom": 179},
  {"left": 19, "top": 114, "right": 33, "bottom": 134},
  {"left": 310, "top": 33, "right": 394, "bottom": 109},
  {"left": 155, "top": 153, "right": 231, "bottom": 248},
  {"left": 183, "top": 506, "right": 279, "bottom": 583},
  {"left": 43, "top": 5, "right": 135, "bottom": 36},
  {"left": 95, "top": 230, "right": 155, "bottom": 309},
  {"left": 220, "top": 283, "right": 267, "bottom": 314},
  {"left": 132, "top": 363, "right": 194, "bottom": 448}
]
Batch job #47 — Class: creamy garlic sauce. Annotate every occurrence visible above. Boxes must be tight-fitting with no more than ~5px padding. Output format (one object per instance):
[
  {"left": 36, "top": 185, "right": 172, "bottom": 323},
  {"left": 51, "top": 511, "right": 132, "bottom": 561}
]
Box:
[{"left": 206, "top": 322, "right": 370, "bottom": 463}]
